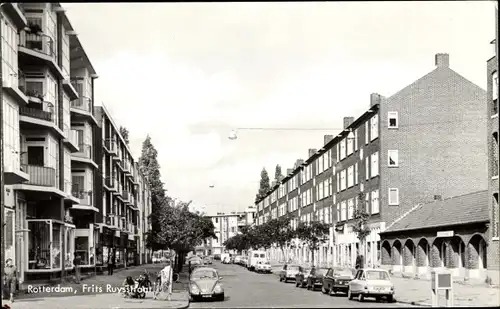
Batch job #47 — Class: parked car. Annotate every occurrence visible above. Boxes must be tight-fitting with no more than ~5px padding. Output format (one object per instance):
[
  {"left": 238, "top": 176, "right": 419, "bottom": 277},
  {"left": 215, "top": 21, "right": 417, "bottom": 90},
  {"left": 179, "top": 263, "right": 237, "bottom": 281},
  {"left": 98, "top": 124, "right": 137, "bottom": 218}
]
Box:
[
  {"left": 279, "top": 264, "right": 300, "bottom": 283},
  {"left": 306, "top": 267, "right": 329, "bottom": 291},
  {"left": 152, "top": 256, "right": 160, "bottom": 264},
  {"left": 213, "top": 254, "right": 221, "bottom": 261},
  {"left": 322, "top": 268, "right": 355, "bottom": 295},
  {"left": 233, "top": 255, "right": 242, "bottom": 264},
  {"left": 188, "top": 267, "right": 225, "bottom": 302},
  {"left": 247, "top": 250, "right": 267, "bottom": 271},
  {"left": 255, "top": 261, "right": 272, "bottom": 273},
  {"left": 189, "top": 256, "right": 202, "bottom": 268},
  {"left": 203, "top": 256, "right": 212, "bottom": 265},
  {"left": 240, "top": 256, "right": 249, "bottom": 267},
  {"left": 295, "top": 266, "right": 311, "bottom": 287},
  {"left": 348, "top": 268, "right": 395, "bottom": 302},
  {"left": 229, "top": 255, "right": 235, "bottom": 263}
]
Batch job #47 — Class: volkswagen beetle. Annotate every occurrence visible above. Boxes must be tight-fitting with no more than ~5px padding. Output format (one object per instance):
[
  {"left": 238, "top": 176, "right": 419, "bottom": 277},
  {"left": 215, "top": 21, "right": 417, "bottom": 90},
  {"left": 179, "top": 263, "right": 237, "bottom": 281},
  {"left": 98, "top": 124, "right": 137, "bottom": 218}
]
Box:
[{"left": 188, "top": 267, "right": 224, "bottom": 301}]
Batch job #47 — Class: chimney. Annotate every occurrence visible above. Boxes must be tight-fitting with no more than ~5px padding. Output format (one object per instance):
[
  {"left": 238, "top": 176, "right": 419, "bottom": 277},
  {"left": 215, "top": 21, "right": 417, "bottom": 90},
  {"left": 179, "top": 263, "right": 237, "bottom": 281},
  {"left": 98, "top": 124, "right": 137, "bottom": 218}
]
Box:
[
  {"left": 294, "top": 159, "right": 304, "bottom": 169},
  {"left": 286, "top": 168, "right": 293, "bottom": 175},
  {"left": 435, "top": 53, "right": 449, "bottom": 68},
  {"left": 343, "top": 117, "right": 355, "bottom": 129},
  {"left": 370, "top": 93, "right": 381, "bottom": 108},
  {"left": 324, "top": 134, "right": 334, "bottom": 145},
  {"left": 308, "top": 148, "right": 317, "bottom": 158}
]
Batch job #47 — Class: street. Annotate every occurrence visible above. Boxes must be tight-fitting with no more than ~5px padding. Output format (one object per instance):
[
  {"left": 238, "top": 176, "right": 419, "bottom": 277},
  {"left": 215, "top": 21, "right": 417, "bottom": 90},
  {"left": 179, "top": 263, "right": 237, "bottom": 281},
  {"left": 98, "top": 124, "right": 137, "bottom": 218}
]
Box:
[{"left": 188, "top": 261, "right": 415, "bottom": 308}]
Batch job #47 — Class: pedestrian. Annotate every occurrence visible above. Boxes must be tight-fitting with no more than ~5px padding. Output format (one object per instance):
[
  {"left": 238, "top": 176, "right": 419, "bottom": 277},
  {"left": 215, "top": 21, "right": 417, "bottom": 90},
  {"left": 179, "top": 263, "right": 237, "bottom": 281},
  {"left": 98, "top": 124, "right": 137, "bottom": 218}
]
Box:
[
  {"left": 73, "top": 253, "right": 81, "bottom": 283},
  {"left": 3, "top": 258, "right": 17, "bottom": 303},
  {"left": 107, "top": 249, "right": 115, "bottom": 276}
]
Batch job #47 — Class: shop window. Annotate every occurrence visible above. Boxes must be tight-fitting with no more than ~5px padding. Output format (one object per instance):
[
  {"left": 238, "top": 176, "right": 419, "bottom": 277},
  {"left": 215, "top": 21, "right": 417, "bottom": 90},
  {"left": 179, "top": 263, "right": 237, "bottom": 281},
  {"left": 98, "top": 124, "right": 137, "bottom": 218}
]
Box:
[{"left": 27, "top": 220, "right": 62, "bottom": 270}]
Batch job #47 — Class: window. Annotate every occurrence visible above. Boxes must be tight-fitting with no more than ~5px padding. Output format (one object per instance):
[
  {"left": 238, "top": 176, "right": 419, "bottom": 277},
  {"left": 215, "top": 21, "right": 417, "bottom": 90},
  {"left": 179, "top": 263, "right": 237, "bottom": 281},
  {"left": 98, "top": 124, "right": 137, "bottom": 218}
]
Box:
[
  {"left": 319, "top": 181, "right": 324, "bottom": 200},
  {"left": 328, "top": 149, "right": 332, "bottom": 167},
  {"left": 347, "top": 137, "right": 353, "bottom": 156},
  {"left": 354, "top": 129, "right": 358, "bottom": 151},
  {"left": 365, "top": 121, "right": 369, "bottom": 144},
  {"left": 365, "top": 192, "right": 371, "bottom": 213},
  {"left": 340, "top": 170, "right": 346, "bottom": 191},
  {"left": 371, "top": 190, "right": 379, "bottom": 214},
  {"left": 328, "top": 177, "right": 333, "bottom": 196},
  {"left": 370, "top": 114, "right": 379, "bottom": 141},
  {"left": 388, "top": 188, "right": 399, "bottom": 206},
  {"left": 336, "top": 204, "right": 340, "bottom": 222},
  {"left": 371, "top": 152, "right": 379, "bottom": 177},
  {"left": 354, "top": 163, "right": 358, "bottom": 185},
  {"left": 347, "top": 166, "right": 354, "bottom": 188},
  {"left": 348, "top": 198, "right": 354, "bottom": 219},
  {"left": 1, "top": 18, "right": 18, "bottom": 88},
  {"left": 388, "top": 111, "right": 398, "bottom": 128},
  {"left": 336, "top": 144, "right": 340, "bottom": 163},
  {"left": 340, "top": 201, "right": 347, "bottom": 221},
  {"left": 365, "top": 158, "right": 370, "bottom": 180},
  {"left": 493, "top": 71, "right": 498, "bottom": 115},
  {"left": 340, "top": 139, "right": 346, "bottom": 160},
  {"left": 336, "top": 174, "right": 340, "bottom": 192},
  {"left": 388, "top": 150, "right": 399, "bottom": 167},
  {"left": 493, "top": 193, "right": 499, "bottom": 238}
]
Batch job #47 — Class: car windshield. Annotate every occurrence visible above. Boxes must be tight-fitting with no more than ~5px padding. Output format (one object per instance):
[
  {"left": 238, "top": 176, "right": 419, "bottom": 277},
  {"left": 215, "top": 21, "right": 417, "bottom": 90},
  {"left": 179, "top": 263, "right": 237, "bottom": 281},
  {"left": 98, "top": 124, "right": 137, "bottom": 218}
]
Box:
[
  {"left": 366, "top": 271, "right": 390, "bottom": 280},
  {"left": 288, "top": 266, "right": 299, "bottom": 271},
  {"left": 192, "top": 270, "right": 217, "bottom": 279},
  {"left": 334, "top": 269, "right": 354, "bottom": 277},
  {"left": 315, "top": 268, "right": 328, "bottom": 275}
]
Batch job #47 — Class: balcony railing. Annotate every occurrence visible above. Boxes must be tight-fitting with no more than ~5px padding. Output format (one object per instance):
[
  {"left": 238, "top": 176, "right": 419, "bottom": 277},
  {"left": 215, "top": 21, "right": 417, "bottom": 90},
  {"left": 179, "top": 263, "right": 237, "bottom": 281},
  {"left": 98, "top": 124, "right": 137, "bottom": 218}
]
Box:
[
  {"left": 72, "top": 186, "right": 93, "bottom": 206},
  {"left": 122, "top": 190, "right": 130, "bottom": 201},
  {"left": 75, "top": 144, "right": 92, "bottom": 160},
  {"left": 19, "top": 104, "right": 53, "bottom": 122},
  {"left": 21, "top": 165, "right": 55, "bottom": 187},
  {"left": 70, "top": 96, "right": 92, "bottom": 113},
  {"left": 104, "top": 138, "right": 117, "bottom": 152},
  {"left": 19, "top": 29, "right": 55, "bottom": 57},
  {"left": 105, "top": 176, "right": 115, "bottom": 188}
]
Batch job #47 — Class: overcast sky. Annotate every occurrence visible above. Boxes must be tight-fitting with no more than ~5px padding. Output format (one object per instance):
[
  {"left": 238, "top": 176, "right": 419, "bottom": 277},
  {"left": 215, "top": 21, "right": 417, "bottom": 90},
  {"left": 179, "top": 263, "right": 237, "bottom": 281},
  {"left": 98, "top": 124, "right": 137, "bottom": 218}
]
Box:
[{"left": 64, "top": 1, "right": 495, "bottom": 214}]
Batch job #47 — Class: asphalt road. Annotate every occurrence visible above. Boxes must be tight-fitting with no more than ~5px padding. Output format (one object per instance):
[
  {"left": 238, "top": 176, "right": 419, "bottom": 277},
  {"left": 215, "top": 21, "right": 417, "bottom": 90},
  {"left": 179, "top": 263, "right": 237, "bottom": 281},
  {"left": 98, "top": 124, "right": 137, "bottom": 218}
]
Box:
[{"left": 188, "top": 261, "right": 414, "bottom": 308}]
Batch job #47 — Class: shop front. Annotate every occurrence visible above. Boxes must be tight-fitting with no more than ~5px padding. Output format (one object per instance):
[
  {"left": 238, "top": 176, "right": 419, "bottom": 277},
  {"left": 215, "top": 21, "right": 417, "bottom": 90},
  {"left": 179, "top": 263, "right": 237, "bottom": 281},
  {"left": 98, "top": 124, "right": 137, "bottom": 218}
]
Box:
[
  {"left": 101, "top": 226, "right": 115, "bottom": 266},
  {"left": 26, "top": 219, "right": 65, "bottom": 280},
  {"left": 74, "top": 223, "right": 97, "bottom": 268}
]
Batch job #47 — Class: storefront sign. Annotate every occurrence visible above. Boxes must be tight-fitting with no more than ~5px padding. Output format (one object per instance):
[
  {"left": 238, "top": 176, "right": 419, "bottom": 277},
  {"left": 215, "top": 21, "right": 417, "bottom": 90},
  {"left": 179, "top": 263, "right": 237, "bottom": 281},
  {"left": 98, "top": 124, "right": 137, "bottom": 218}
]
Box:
[{"left": 437, "top": 231, "right": 454, "bottom": 238}]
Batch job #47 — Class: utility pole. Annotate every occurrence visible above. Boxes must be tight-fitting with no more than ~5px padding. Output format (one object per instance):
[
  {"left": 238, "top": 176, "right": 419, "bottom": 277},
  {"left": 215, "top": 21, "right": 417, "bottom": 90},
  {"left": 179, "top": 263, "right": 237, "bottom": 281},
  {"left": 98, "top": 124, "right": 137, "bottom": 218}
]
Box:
[{"left": 0, "top": 4, "right": 6, "bottom": 303}]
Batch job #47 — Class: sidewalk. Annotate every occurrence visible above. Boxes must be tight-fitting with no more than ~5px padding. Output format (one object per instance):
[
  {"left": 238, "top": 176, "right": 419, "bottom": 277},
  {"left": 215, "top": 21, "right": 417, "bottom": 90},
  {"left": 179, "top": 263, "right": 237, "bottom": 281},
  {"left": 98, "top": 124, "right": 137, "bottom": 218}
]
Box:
[
  {"left": 391, "top": 276, "right": 500, "bottom": 307},
  {"left": 12, "top": 263, "right": 190, "bottom": 309}
]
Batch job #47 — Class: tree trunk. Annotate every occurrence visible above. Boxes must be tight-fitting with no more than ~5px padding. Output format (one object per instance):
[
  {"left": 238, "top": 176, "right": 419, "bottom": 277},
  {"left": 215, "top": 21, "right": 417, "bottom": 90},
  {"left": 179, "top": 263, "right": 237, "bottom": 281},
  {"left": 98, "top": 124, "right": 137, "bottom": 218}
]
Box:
[
  {"left": 359, "top": 240, "right": 366, "bottom": 269},
  {"left": 311, "top": 246, "right": 315, "bottom": 267}
]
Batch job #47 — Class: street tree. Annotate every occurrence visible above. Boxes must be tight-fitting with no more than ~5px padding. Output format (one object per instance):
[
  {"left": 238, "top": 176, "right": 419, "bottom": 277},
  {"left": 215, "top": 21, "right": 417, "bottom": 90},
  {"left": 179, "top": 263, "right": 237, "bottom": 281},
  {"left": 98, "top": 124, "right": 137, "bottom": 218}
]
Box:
[
  {"left": 274, "top": 164, "right": 284, "bottom": 182},
  {"left": 255, "top": 168, "right": 271, "bottom": 203},
  {"left": 352, "top": 192, "right": 371, "bottom": 268},
  {"left": 139, "top": 135, "right": 166, "bottom": 250},
  {"left": 119, "top": 126, "right": 130, "bottom": 145},
  {"left": 295, "top": 221, "right": 330, "bottom": 267},
  {"left": 266, "top": 217, "right": 295, "bottom": 262}
]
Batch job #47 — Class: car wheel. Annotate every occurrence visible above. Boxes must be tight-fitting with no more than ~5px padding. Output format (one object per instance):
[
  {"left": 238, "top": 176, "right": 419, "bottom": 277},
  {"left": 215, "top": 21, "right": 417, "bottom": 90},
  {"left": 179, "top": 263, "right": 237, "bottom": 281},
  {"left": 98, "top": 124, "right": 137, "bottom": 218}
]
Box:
[
  {"left": 387, "top": 295, "right": 394, "bottom": 303},
  {"left": 347, "top": 289, "right": 353, "bottom": 300},
  {"left": 358, "top": 293, "right": 364, "bottom": 302}
]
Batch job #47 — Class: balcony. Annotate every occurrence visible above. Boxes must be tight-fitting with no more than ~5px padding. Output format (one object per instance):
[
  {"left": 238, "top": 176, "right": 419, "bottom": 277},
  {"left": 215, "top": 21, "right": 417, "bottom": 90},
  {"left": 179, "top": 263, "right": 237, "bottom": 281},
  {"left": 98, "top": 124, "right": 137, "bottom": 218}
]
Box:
[
  {"left": 19, "top": 104, "right": 53, "bottom": 122},
  {"left": 70, "top": 96, "right": 92, "bottom": 113},
  {"left": 72, "top": 144, "right": 97, "bottom": 168},
  {"left": 20, "top": 165, "right": 56, "bottom": 187},
  {"left": 122, "top": 190, "right": 130, "bottom": 202},
  {"left": 63, "top": 125, "right": 79, "bottom": 152},
  {"left": 18, "top": 28, "right": 64, "bottom": 79},
  {"left": 104, "top": 176, "right": 117, "bottom": 191},
  {"left": 104, "top": 138, "right": 117, "bottom": 155}
]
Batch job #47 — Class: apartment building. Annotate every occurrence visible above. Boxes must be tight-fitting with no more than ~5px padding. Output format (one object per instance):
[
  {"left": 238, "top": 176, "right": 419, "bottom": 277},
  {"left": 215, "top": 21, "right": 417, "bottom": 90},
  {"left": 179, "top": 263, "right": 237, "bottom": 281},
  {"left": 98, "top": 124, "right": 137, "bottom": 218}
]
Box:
[
  {"left": 2, "top": 2, "right": 92, "bottom": 283},
  {"left": 94, "top": 105, "right": 152, "bottom": 268},
  {"left": 486, "top": 5, "right": 499, "bottom": 285},
  {"left": 255, "top": 54, "right": 488, "bottom": 276},
  {"left": 1, "top": 3, "right": 153, "bottom": 284}
]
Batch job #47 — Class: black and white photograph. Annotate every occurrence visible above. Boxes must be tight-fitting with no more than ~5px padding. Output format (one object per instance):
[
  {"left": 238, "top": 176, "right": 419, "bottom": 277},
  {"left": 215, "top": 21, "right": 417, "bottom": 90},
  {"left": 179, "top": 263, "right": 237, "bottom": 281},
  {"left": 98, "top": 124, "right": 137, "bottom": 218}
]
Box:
[{"left": 0, "top": 1, "right": 499, "bottom": 308}]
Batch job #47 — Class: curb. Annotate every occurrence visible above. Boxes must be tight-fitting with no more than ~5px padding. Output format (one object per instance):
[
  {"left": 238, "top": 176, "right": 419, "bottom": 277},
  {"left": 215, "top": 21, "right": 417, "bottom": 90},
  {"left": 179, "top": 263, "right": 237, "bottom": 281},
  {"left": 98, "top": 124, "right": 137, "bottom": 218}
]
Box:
[{"left": 396, "top": 299, "right": 432, "bottom": 307}]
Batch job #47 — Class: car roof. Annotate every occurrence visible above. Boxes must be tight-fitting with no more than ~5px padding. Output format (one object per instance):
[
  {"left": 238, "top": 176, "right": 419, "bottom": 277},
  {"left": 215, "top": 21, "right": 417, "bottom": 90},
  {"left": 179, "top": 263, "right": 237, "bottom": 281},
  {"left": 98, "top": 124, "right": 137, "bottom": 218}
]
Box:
[{"left": 192, "top": 267, "right": 217, "bottom": 273}]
